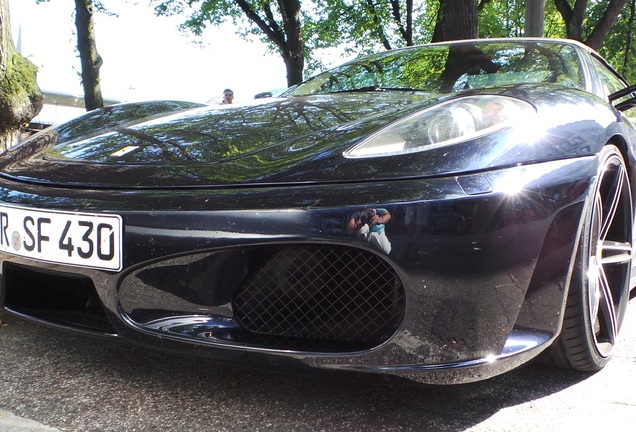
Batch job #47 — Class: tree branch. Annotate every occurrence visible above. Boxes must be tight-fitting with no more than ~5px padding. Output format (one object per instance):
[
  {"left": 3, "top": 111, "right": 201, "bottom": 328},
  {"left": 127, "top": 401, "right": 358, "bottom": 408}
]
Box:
[
  {"left": 234, "top": 0, "right": 287, "bottom": 50},
  {"left": 365, "top": 0, "right": 392, "bottom": 50},
  {"left": 553, "top": 0, "right": 573, "bottom": 24},
  {"left": 585, "top": 0, "right": 629, "bottom": 49},
  {"left": 477, "top": 0, "right": 493, "bottom": 12},
  {"left": 389, "top": 0, "right": 412, "bottom": 45}
]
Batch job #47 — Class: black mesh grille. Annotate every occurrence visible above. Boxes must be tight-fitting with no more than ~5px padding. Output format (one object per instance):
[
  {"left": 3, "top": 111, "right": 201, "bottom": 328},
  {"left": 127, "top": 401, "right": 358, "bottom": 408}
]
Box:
[{"left": 232, "top": 245, "right": 405, "bottom": 351}]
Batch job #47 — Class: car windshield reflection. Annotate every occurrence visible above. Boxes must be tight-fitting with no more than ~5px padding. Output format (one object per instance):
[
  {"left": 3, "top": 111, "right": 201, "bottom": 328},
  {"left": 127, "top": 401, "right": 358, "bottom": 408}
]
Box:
[{"left": 286, "top": 41, "right": 586, "bottom": 96}]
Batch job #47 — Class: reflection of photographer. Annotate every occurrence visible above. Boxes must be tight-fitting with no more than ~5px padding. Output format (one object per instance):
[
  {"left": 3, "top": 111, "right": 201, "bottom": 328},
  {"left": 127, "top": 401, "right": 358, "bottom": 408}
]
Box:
[{"left": 347, "top": 208, "right": 392, "bottom": 254}]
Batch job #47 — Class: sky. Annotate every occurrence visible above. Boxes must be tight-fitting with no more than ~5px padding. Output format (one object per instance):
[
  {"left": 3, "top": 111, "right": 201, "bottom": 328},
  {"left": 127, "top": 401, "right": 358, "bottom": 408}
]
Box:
[{"left": 9, "top": 1, "right": 290, "bottom": 107}]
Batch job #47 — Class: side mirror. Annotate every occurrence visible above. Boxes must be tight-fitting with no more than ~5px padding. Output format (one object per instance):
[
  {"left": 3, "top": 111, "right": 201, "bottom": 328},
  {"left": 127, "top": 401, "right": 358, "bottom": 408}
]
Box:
[{"left": 609, "top": 84, "right": 636, "bottom": 111}]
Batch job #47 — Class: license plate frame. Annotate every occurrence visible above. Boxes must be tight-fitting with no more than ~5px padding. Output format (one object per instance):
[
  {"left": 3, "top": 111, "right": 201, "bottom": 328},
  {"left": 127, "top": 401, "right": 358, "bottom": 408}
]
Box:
[{"left": 0, "top": 204, "right": 123, "bottom": 271}]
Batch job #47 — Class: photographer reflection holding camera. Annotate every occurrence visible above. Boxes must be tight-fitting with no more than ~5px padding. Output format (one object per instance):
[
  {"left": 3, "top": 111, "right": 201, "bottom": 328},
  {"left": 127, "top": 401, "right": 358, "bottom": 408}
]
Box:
[{"left": 347, "top": 208, "right": 392, "bottom": 255}]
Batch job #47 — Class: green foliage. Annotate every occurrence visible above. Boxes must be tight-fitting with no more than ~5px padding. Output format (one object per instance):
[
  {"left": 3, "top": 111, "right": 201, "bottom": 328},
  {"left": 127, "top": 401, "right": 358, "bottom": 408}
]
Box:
[
  {"left": 154, "top": 0, "right": 309, "bottom": 85},
  {"left": 155, "top": 1, "right": 243, "bottom": 35},
  {"left": 478, "top": 0, "right": 565, "bottom": 38},
  {"left": 479, "top": 0, "right": 524, "bottom": 38},
  {"left": 155, "top": 1, "right": 290, "bottom": 42},
  {"left": 543, "top": 4, "right": 567, "bottom": 39},
  {"left": 591, "top": 0, "right": 636, "bottom": 82},
  {"left": 154, "top": 0, "right": 634, "bottom": 84},
  {"left": 315, "top": 1, "right": 438, "bottom": 52}
]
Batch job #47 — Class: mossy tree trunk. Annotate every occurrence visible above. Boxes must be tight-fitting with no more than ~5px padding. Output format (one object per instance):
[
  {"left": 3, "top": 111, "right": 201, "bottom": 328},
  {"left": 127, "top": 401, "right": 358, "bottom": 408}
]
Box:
[{"left": 0, "top": 0, "right": 43, "bottom": 151}]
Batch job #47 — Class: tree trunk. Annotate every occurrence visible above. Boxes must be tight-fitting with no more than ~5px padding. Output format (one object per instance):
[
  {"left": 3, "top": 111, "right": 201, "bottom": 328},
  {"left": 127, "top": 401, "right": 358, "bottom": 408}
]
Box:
[
  {"left": 365, "top": 0, "right": 393, "bottom": 50},
  {"left": 74, "top": 0, "right": 103, "bottom": 111},
  {"left": 553, "top": 0, "right": 627, "bottom": 49},
  {"left": 0, "top": 0, "right": 42, "bottom": 151},
  {"left": 585, "top": 0, "right": 629, "bottom": 49},
  {"left": 278, "top": 0, "right": 304, "bottom": 86},
  {"left": 234, "top": 0, "right": 304, "bottom": 87},
  {"left": 622, "top": 0, "right": 635, "bottom": 77},
  {"left": 390, "top": 0, "right": 414, "bottom": 46},
  {"left": 432, "top": 0, "right": 479, "bottom": 42},
  {"left": 283, "top": 51, "right": 304, "bottom": 86}
]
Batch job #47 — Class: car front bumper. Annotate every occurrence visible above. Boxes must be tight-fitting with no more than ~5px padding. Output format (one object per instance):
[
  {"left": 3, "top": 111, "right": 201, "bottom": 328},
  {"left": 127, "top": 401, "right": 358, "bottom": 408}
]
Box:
[{"left": 0, "top": 156, "right": 596, "bottom": 384}]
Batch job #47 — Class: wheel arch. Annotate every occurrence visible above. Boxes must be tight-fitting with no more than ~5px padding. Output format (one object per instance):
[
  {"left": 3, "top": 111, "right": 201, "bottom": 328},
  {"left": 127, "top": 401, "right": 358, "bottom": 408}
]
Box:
[
  {"left": 543, "top": 142, "right": 634, "bottom": 370},
  {"left": 604, "top": 137, "right": 636, "bottom": 292},
  {"left": 606, "top": 135, "right": 633, "bottom": 192}
]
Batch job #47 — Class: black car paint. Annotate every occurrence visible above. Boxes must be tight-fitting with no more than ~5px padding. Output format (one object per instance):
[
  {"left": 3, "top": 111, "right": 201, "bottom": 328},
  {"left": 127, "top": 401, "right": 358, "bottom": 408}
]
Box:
[
  {"left": 0, "top": 85, "right": 622, "bottom": 189},
  {"left": 0, "top": 152, "right": 594, "bottom": 383},
  {"left": 1, "top": 39, "right": 636, "bottom": 385}
]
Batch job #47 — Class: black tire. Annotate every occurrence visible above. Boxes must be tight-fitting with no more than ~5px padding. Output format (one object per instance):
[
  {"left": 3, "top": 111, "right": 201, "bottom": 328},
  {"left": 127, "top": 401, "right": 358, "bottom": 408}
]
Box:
[{"left": 546, "top": 145, "right": 633, "bottom": 371}]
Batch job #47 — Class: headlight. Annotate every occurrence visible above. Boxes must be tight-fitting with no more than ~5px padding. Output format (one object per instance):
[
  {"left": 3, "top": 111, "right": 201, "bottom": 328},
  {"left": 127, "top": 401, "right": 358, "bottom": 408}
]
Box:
[{"left": 343, "top": 95, "right": 535, "bottom": 158}]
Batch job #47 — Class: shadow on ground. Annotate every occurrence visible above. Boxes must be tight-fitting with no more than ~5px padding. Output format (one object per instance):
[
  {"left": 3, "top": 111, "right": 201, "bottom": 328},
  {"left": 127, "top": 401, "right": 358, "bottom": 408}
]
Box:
[{"left": 0, "top": 310, "right": 603, "bottom": 432}]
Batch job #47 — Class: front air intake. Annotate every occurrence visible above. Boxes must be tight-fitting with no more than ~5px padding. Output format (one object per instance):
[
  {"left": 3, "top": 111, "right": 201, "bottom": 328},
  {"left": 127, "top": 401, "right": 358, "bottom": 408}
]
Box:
[
  {"left": 233, "top": 245, "right": 405, "bottom": 351},
  {"left": 2, "top": 262, "right": 116, "bottom": 334}
]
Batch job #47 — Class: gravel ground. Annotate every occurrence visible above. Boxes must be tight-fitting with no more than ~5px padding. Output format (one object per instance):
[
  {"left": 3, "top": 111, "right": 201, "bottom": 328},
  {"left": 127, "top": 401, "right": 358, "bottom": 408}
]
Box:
[{"left": 0, "top": 298, "right": 634, "bottom": 432}]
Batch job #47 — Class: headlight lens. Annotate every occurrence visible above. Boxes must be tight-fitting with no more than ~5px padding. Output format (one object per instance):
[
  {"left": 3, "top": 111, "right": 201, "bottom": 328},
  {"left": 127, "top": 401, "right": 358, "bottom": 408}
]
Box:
[{"left": 343, "top": 95, "right": 535, "bottom": 158}]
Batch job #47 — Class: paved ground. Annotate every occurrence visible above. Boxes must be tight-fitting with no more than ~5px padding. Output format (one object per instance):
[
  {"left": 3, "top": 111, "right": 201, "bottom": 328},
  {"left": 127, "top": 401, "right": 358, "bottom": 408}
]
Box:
[{"left": 0, "top": 298, "right": 634, "bottom": 432}]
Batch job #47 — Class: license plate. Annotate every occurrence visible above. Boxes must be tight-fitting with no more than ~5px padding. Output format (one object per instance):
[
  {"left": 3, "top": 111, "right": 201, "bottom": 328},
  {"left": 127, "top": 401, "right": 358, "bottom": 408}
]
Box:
[{"left": 0, "top": 205, "right": 123, "bottom": 271}]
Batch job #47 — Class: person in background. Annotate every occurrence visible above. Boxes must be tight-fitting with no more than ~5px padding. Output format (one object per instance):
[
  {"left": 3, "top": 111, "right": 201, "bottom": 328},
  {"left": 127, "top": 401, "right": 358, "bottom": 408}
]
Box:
[{"left": 221, "top": 88, "right": 234, "bottom": 104}]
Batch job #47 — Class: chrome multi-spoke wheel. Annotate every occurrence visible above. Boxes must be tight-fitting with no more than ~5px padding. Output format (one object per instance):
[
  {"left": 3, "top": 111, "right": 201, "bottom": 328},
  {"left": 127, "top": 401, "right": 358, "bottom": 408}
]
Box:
[{"left": 548, "top": 145, "right": 633, "bottom": 371}]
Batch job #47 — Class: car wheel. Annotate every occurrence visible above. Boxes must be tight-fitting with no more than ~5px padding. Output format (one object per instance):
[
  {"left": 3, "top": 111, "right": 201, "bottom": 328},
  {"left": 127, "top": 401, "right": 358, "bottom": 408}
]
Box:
[{"left": 547, "top": 145, "right": 633, "bottom": 371}]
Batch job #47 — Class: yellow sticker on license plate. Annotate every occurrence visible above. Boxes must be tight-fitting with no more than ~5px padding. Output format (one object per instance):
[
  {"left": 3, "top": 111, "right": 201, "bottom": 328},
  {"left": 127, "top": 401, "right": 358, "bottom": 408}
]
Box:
[{"left": 0, "top": 205, "right": 122, "bottom": 271}]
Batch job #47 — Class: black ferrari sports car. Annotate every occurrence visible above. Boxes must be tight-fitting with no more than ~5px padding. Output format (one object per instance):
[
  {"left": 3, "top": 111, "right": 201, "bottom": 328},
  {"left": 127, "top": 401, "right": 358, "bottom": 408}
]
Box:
[{"left": 1, "top": 38, "right": 635, "bottom": 385}]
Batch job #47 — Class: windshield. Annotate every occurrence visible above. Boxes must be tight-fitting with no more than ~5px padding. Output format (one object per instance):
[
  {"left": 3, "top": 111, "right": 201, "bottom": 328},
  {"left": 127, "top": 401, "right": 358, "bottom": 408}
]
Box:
[{"left": 286, "top": 41, "right": 586, "bottom": 96}]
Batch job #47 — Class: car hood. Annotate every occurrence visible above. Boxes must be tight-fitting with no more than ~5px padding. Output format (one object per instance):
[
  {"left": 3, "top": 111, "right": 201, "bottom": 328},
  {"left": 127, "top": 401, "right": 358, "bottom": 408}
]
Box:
[
  {"left": 0, "top": 94, "right": 438, "bottom": 188},
  {"left": 0, "top": 87, "right": 613, "bottom": 188}
]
